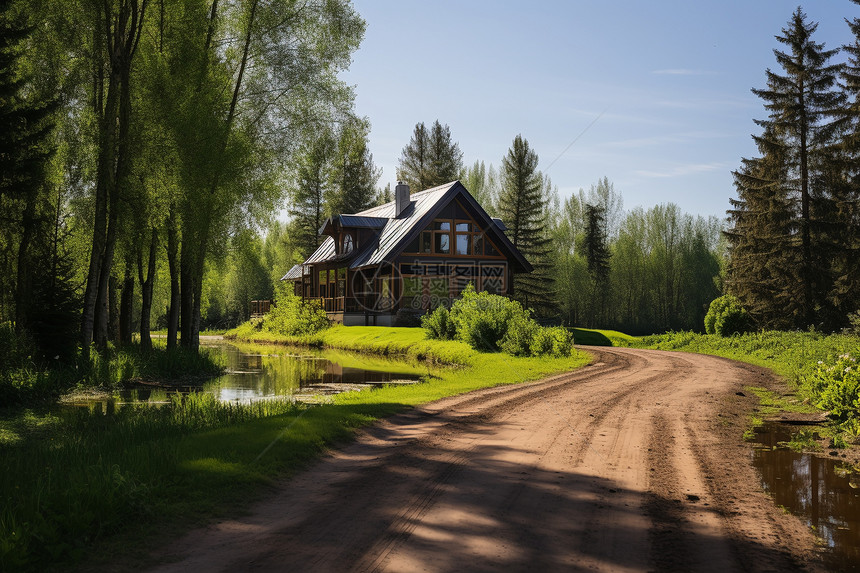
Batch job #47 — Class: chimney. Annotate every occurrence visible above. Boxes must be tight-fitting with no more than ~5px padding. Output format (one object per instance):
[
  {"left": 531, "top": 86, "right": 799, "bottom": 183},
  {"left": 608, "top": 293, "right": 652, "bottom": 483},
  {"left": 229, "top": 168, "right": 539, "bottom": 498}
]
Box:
[{"left": 395, "top": 181, "right": 410, "bottom": 218}]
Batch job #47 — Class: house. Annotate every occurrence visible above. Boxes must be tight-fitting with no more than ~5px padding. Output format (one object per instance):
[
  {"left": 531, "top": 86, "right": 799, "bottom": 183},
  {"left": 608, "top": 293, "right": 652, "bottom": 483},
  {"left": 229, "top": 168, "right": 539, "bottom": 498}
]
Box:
[{"left": 281, "top": 181, "right": 533, "bottom": 326}]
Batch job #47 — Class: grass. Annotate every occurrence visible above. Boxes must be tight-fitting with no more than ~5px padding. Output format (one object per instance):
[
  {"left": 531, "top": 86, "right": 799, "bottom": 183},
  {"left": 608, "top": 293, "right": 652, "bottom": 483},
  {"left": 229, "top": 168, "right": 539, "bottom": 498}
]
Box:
[
  {"left": 570, "top": 327, "right": 639, "bottom": 347},
  {"left": 634, "top": 330, "right": 858, "bottom": 389},
  {"left": 2, "top": 325, "right": 590, "bottom": 571}
]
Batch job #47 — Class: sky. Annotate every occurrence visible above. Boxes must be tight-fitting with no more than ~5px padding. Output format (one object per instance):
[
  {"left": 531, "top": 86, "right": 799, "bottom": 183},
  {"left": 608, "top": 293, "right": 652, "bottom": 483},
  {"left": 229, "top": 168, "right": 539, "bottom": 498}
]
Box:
[{"left": 339, "top": 0, "right": 857, "bottom": 219}]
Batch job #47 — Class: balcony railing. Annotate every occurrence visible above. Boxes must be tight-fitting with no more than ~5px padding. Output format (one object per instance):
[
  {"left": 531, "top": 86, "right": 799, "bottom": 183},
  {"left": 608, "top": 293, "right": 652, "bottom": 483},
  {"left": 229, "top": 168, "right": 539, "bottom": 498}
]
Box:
[{"left": 306, "top": 296, "right": 393, "bottom": 313}]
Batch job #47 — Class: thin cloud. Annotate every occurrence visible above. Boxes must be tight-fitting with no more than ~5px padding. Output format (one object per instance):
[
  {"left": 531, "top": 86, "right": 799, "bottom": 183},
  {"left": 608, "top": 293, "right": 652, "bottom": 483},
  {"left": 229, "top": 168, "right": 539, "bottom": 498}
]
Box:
[{"left": 635, "top": 163, "right": 727, "bottom": 179}]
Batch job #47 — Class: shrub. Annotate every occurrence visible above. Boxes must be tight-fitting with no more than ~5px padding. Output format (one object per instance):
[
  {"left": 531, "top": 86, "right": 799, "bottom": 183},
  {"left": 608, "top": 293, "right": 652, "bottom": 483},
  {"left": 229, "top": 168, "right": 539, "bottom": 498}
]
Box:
[
  {"left": 500, "top": 314, "right": 539, "bottom": 356},
  {"left": 261, "top": 283, "right": 330, "bottom": 336},
  {"left": 421, "top": 306, "right": 457, "bottom": 340},
  {"left": 704, "top": 295, "right": 753, "bottom": 336},
  {"left": 420, "top": 285, "right": 571, "bottom": 357},
  {"left": 448, "top": 285, "right": 532, "bottom": 352},
  {"left": 810, "top": 351, "right": 860, "bottom": 421}
]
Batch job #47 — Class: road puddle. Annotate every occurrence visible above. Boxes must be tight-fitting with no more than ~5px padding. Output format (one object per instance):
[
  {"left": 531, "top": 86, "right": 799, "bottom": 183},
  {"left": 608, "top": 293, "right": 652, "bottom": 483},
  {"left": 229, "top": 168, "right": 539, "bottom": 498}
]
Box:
[{"left": 751, "top": 421, "right": 860, "bottom": 570}]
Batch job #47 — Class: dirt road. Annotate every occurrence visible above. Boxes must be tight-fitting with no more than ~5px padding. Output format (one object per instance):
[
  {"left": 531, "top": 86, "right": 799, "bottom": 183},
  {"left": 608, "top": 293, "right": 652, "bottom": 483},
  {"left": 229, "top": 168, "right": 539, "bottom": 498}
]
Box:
[{"left": 150, "top": 347, "right": 822, "bottom": 572}]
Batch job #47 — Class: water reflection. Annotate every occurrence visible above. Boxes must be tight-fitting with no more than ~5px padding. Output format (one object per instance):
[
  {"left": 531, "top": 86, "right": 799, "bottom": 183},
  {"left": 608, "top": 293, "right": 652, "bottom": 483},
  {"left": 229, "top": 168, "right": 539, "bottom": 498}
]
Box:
[
  {"left": 65, "top": 341, "right": 424, "bottom": 410},
  {"left": 204, "top": 343, "right": 423, "bottom": 403},
  {"left": 751, "top": 422, "right": 860, "bottom": 570}
]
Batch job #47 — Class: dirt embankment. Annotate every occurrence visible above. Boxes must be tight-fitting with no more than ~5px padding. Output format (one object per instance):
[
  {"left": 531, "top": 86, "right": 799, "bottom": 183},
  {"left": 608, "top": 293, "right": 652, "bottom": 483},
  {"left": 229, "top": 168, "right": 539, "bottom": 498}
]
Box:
[{"left": 147, "top": 347, "right": 824, "bottom": 572}]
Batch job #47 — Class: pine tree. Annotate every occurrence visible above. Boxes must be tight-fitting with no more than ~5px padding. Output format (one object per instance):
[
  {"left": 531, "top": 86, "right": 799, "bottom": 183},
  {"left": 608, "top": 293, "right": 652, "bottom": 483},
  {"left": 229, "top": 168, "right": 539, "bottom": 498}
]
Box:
[
  {"left": 397, "top": 120, "right": 463, "bottom": 190},
  {"left": 289, "top": 133, "right": 333, "bottom": 258},
  {"left": 497, "top": 135, "right": 555, "bottom": 315},
  {"left": 0, "top": 0, "right": 56, "bottom": 332},
  {"left": 735, "top": 7, "right": 845, "bottom": 328},
  {"left": 835, "top": 0, "right": 860, "bottom": 321},
  {"left": 726, "top": 127, "right": 800, "bottom": 329},
  {"left": 329, "top": 118, "right": 380, "bottom": 214},
  {"left": 582, "top": 203, "right": 611, "bottom": 327}
]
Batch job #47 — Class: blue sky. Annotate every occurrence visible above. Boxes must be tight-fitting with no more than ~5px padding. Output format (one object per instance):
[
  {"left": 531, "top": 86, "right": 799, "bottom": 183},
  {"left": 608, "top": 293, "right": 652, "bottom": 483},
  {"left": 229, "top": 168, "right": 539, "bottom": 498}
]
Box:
[{"left": 340, "top": 1, "right": 856, "bottom": 219}]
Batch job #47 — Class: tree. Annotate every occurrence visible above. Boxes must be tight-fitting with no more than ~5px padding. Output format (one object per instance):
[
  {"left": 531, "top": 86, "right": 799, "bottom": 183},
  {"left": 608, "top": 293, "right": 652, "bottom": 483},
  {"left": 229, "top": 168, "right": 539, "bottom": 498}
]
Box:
[
  {"left": 329, "top": 117, "right": 380, "bottom": 214},
  {"left": 397, "top": 119, "right": 463, "bottom": 191},
  {"left": 582, "top": 203, "right": 611, "bottom": 326},
  {"left": 739, "top": 7, "right": 846, "bottom": 328},
  {"left": 460, "top": 160, "right": 498, "bottom": 213},
  {"left": 497, "top": 135, "right": 555, "bottom": 315},
  {"left": 835, "top": 0, "right": 860, "bottom": 321},
  {"left": 0, "top": 0, "right": 57, "bottom": 334},
  {"left": 290, "top": 132, "right": 334, "bottom": 258}
]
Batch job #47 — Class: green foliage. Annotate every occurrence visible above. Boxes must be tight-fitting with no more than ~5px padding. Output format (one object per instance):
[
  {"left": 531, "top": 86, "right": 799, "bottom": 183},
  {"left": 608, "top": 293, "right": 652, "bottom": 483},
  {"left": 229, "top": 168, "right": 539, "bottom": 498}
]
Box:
[
  {"left": 704, "top": 295, "right": 753, "bottom": 336},
  {"left": 810, "top": 352, "right": 860, "bottom": 421},
  {"left": 497, "top": 135, "right": 556, "bottom": 316},
  {"left": 397, "top": 120, "right": 463, "bottom": 191},
  {"left": 529, "top": 326, "right": 574, "bottom": 358},
  {"left": 421, "top": 305, "right": 456, "bottom": 340},
  {"left": 261, "top": 284, "right": 330, "bottom": 337},
  {"left": 420, "top": 286, "right": 571, "bottom": 358}
]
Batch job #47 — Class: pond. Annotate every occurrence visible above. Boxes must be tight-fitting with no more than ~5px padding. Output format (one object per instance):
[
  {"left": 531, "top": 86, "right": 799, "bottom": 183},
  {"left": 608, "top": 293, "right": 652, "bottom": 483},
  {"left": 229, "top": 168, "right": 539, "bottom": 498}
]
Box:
[
  {"left": 751, "top": 421, "right": 860, "bottom": 571},
  {"left": 65, "top": 340, "right": 427, "bottom": 410}
]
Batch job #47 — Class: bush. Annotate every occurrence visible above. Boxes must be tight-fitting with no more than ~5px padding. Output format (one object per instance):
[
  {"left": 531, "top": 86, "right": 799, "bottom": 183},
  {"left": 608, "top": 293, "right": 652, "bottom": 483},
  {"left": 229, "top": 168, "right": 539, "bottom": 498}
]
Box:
[
  {"left": 261, "top": 283, "right": 330, "bottom": 336},
  {"left": 810, "top": 351, "right": 860, "bottom": 421},
  {"left": 448, "top": 285, "right": 532, "bottom": 352},
  {"left": 529, "top": 326, "right": 574, "bottom": 358},
  {"left": 421, "top": 306, "right": 456, "bottom": 340},
  {"left": 499, "top": 314, "right": 539, "bottom": 356},
  {"left": 421, "top": 285, "right": 571, "bottom": 357},
  {"left": 704, "top": 295, "right": 753, "bottom": 336}
]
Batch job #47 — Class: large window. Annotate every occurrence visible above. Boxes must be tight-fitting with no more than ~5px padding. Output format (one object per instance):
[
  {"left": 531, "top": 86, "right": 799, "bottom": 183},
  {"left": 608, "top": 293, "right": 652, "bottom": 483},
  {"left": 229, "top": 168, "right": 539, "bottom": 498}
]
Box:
[{"left": 403, "top": 217, "right": 503, "bottom": 257}]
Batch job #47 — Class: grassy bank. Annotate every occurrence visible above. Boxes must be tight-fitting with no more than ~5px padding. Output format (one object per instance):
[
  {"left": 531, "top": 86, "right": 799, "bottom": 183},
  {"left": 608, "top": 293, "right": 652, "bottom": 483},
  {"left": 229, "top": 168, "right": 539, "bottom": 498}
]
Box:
[
  {"left": 634, "top": 330, "right": 860, "bottom": 444},
  {"left": 0, "top": 329, "right": 225, "bottom": 407},
  {"left": 636, "top": 330, "right": 857, "bottom": 387},
  {"left": 1, "top": 327, "right": 589, "bottom": 570}
]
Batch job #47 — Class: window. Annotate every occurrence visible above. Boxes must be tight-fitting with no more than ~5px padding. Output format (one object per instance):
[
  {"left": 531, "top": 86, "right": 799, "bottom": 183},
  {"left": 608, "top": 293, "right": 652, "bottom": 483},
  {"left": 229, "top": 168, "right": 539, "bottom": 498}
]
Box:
[
  {"left": 342, "top": 233, "right": 354, "bottom": 254},
  {"left": 435, "top": 233, "right": 450, "bottom": 254},
  {"left": 455, "top": 233, "right": 470, "bottom": 255}
]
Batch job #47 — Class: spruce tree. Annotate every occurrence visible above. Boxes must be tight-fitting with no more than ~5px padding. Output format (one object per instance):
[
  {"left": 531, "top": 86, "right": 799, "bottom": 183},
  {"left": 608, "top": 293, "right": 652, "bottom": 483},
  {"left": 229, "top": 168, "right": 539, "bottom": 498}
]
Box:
[
  {"left": 726, "top": 127, "right": 799, "bottom": 329},
  {"left": 836, "top": 0, "right": 860, "bottom": 321},
  {"left": 583, "top": 203, "right": 611, "bottom": 327},
  {"left": 0, "top": 0, "right": 56, "bottom": 332},
  {"left": 397, "top": 120, "right": 463, "bottom": 191},
  {"left": 329, "top": 118, "right": 380, "bottom": 214},
  {"left": 289, "top": 133, "right": 333, "bottom": 258},
  {"left": 736, "top": 7, "right": 845, "bottom": 328},
  {"left": 497, "top": 135, "right": 555, "bottom": 315}
]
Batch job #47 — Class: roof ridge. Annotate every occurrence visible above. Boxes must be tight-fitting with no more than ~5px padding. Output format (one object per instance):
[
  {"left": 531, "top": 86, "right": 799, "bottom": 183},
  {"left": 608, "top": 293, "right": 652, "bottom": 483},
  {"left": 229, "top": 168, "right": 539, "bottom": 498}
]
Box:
[{"left": 353, "top": 181, "right": 458, "bottom": 217}]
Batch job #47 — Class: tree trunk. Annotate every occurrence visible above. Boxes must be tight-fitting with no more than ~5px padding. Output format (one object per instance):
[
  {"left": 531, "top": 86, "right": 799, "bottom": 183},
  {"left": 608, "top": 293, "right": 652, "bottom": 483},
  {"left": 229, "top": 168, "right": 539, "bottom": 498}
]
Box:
[
  {"left": 119, "top": 256, "right": 134, "bottom": 345},
  {"left": 138, "top": 227, "right": 157, "bottom": 352},
  {"left": 14, "top": 188, "right": 37, "bottom": 334},
  {"left": 166, "top": 206, "right": 180, "bottom": 349},
  {"left": 180, "top": 233, "right": 195, "bottom": 349}
]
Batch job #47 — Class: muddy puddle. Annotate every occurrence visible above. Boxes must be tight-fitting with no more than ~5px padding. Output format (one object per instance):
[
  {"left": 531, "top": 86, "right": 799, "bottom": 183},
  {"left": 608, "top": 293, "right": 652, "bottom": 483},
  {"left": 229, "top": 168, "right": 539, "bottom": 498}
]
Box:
[
  {"left": 751, "top": 421, "right": 860, "bottom": 570},
  {"left": 66, "top": 341, "right": 424, "bottom": 410}
]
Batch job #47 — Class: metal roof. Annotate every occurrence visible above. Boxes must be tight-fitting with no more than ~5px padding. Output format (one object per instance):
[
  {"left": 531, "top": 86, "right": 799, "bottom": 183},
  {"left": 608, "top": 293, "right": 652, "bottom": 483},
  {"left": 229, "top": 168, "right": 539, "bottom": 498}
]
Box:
[
  {"left": 282, "top": 180, "right": 533, "bottom": 276},
  {"left": 281, "top": 263, "right": 302, "bottom": 281}
]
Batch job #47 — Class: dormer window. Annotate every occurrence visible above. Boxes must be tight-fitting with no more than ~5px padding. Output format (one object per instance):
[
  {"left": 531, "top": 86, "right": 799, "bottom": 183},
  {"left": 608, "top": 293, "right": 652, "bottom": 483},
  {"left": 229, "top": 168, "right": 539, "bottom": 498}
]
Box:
[{"left": 342, "top": 233, "right": 354, "bottom": 254}]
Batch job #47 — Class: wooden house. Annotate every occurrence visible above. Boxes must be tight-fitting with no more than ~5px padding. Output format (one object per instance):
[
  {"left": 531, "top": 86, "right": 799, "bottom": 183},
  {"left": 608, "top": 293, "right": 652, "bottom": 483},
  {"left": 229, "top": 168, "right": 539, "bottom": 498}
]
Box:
[{"left": 281, "top": 181, "right": 532, "bottom": 326}]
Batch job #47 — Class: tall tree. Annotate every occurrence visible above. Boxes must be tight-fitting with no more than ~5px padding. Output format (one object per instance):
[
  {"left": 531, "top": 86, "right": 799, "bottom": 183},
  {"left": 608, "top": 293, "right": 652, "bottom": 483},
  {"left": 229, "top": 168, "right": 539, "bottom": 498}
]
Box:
[
  {"left": 497, "top": 135, "right": 555, "bottom": 315},
  {"left": 329, "top": 117, "right": 380, "bottom": 214},
  {"left": 289, "top": 132, "right": 334, "bottom": 258},
  {"left": 397, "top": 119, "right": 463, "bottom": 191},
  {"left": 739, "top": 7, "right": 845, "bottom": 328},
  {"left": 0, "top": 0, "right": 57, "bottom": 333},
  {"left": 460, "top": 159, "right": 498, "bottom": 213},
  {"left": 79, "top": 0, "right": 148, "bottom": 354},
  {"left": 835, "top": 0, "right": 860, "bottom": 320}
]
